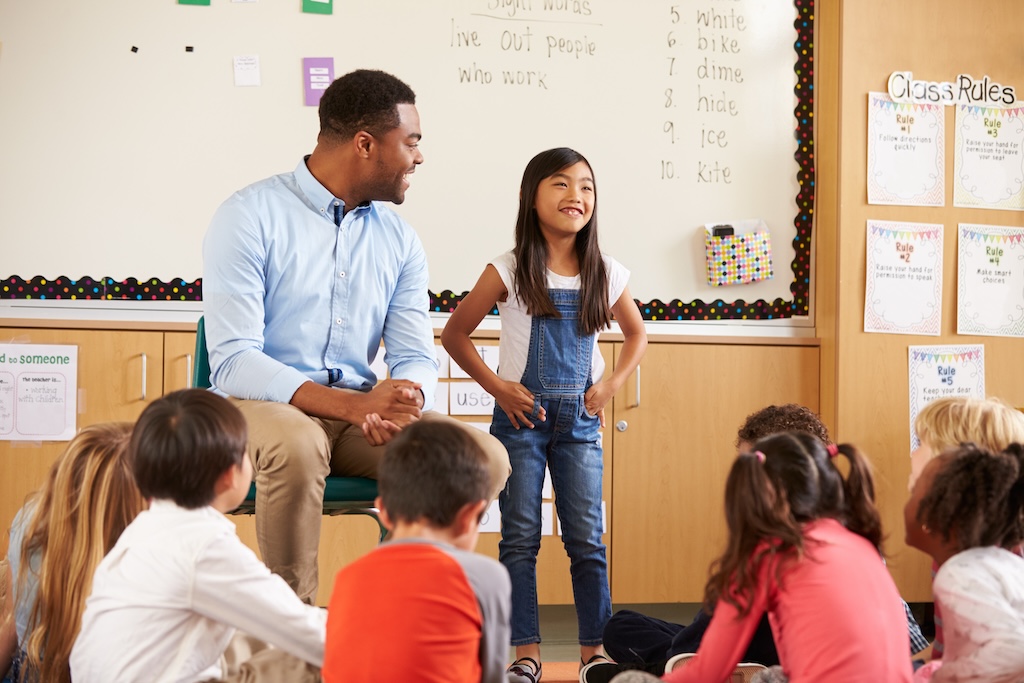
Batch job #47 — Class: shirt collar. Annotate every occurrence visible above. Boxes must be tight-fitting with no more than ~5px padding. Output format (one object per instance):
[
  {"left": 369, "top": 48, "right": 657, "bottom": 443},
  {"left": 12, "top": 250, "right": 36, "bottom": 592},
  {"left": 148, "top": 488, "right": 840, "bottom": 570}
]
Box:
[{"left": 294, "top": 155, "right": 371, "bottom": 221}]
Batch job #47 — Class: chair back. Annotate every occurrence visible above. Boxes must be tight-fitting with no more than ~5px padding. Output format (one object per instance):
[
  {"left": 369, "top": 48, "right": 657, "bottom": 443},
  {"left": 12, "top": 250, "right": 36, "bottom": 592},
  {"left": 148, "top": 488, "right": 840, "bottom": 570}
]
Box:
[{"left": 193, "top": 316, "right": 212, "bottom": 389}]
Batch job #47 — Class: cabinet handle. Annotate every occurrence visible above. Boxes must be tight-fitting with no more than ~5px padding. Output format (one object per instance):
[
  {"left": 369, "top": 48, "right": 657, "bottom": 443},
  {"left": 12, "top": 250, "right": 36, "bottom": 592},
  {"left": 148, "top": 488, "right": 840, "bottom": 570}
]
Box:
[
  {"left": 633, "top": 365, "right": 641, "bottom": 409},
  {"left": 139, "top": 353, "right": 148, "bottom": 401},
  {"left": 185, "top": 353, "right": 193, "bottom": 388}
]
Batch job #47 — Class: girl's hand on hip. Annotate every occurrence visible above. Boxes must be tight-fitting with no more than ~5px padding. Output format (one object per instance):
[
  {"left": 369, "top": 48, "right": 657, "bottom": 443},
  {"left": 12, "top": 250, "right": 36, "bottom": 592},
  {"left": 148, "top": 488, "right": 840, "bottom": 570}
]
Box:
[
  {"left": 584, "top": 382, "right": 613, "bottom": 428},
  {"left": 495, "top": 381, "right": 546, "bottom": 430}
]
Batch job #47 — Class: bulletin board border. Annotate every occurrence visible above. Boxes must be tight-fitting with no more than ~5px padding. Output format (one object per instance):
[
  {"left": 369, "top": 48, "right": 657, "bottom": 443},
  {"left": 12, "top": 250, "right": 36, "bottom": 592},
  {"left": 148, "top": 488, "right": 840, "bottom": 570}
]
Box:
[{"left": 0, "top": 1, "right": 814, "bottom": 321}]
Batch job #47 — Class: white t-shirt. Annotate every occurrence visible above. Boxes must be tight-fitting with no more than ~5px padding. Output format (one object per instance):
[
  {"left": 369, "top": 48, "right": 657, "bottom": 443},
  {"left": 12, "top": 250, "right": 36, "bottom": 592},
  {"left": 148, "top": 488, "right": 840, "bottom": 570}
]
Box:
[
  {"left": 489, "top": 251, "right": 629, "bottom": 385},
  {"left": 930, "top": 546, "right": 1024, "bottom": 683},
  {"left": 71, "top": 500, "right": 326, "bottom": 683}
]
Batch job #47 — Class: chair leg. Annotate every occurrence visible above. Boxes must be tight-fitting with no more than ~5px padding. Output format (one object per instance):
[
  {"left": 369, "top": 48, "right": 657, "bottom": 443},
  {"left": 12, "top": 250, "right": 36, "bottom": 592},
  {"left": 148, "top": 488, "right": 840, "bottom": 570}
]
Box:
[{"left": 334, "top": 507, "right": 388, "bottom": 543}]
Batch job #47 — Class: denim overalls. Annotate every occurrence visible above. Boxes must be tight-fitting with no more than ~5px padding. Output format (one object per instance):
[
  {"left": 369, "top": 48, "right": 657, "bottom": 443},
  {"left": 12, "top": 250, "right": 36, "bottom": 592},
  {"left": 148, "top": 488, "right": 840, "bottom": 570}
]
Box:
[{"left": 492, "top": 288, "right": 612, "bottom": 647}]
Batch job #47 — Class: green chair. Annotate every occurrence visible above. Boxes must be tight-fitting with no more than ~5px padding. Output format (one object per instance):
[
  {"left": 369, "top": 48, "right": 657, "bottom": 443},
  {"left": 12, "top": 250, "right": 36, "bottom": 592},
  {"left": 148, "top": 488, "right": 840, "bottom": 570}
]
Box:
[{"left": 193, "top": 316, "right": 387, "bottom": 541}]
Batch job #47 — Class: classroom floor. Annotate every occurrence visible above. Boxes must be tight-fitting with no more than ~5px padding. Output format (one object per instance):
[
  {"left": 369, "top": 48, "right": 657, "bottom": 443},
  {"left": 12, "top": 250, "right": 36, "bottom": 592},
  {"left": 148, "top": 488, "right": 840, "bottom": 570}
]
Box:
[{"left": 532, "top": 603, "right": 699, "bottom": 683}]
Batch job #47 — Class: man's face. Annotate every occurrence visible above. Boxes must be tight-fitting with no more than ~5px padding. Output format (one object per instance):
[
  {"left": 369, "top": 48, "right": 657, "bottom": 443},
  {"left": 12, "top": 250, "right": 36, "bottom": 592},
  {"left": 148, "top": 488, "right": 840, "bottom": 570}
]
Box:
[{"left": 368, "top": 103, "right": 423, "bottom": 204}]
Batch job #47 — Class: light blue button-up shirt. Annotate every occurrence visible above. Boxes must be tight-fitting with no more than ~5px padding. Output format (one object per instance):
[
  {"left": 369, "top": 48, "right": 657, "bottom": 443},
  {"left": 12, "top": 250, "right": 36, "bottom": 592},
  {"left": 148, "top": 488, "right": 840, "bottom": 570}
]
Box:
[{"left": 202, "top": 157, "right": 437, "bottom": 409}]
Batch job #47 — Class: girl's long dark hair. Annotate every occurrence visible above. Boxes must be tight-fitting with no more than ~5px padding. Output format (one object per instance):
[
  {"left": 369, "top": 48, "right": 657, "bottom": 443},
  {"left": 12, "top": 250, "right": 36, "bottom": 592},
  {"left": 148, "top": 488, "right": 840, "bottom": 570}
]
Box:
[
  {"left": 704, "top": 432, "right": 882, "bottom": 616},
  {"left": 513, "top": 147, "right": 611, "bottom": 336}
]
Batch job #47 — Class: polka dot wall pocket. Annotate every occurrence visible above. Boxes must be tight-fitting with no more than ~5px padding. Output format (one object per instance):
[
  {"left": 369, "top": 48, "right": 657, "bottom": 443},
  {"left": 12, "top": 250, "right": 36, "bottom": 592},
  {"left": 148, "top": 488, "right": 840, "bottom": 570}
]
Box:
[{"left": 704, "top": 219, "right": 774, "bottom": 287}]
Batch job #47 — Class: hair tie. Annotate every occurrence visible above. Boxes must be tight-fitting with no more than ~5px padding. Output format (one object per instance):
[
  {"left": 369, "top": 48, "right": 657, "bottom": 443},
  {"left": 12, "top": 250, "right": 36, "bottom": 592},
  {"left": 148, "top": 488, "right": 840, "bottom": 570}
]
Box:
[
  {"left": 754, "top": 450, "right": 766, "bottom": 463},
  {"left": 827, "top": 443, "right": 839, "bottom": 458}
]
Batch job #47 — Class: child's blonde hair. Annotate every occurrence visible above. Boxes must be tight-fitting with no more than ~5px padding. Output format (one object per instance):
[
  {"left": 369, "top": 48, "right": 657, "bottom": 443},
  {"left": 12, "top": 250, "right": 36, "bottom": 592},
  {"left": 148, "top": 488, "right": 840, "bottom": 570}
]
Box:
[
  {"left": 915, "top": 397, "right": 1024, "bottom": 454},
  {"left": 19, "top": 422, "right": 146, "bottom": 683}
]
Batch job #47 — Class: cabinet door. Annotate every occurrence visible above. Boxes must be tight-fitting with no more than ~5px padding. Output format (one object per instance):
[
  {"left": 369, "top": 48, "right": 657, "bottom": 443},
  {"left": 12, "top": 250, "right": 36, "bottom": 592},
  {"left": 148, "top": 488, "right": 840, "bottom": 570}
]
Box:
[
  {"left": 0, "top": 328, "right": 164, "bottom": 554},
  {"left": 164, "top": 331, "right": 198, "bottom": 392},
  {"left": 610, "top": 343, "right": 819, "bottom": 602}
]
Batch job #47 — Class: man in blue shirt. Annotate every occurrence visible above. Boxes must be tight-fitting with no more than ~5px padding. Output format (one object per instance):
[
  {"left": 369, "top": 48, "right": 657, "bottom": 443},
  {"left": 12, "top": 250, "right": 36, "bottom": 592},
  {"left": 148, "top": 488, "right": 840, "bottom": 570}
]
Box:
[{"left": 203, "top": 69, "right": 510, "bottom": 603}]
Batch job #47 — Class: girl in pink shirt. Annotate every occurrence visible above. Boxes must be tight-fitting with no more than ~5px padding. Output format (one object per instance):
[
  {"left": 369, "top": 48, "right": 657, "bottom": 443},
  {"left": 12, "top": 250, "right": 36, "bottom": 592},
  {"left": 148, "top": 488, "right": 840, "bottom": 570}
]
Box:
[{"left": 619, "top": 432, "right": 912, "bottom": 683}]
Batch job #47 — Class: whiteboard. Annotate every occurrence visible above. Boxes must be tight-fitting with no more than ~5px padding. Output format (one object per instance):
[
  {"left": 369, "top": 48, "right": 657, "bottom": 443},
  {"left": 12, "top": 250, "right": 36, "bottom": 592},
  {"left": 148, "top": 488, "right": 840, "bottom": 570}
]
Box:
[{"left": 0, "top": 0, "right": 809, "bottom": 318}]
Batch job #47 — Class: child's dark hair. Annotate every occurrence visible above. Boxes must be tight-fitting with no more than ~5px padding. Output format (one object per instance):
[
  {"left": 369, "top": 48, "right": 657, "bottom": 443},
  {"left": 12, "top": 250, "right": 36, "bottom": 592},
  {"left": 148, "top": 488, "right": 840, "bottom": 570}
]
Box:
[
  {"left": 130, "top": 389, "right": 248, "bottom": 509},
  {"left": 735, "top": 403, "right": 830, "bottom": 448},
  {"left": 378, "top": 421, "right": 490, "bottom": 528},
  {"left": 704, "top": 432, "right": 881, "bottom": 616},
  {"left": 318, "top": 69, "right": 416, "bottom": 141},
  {"left": 916, "top": 442, "right": 1024, "bottom": 551},
  {"left": 513, "top": 147, "right": 610, "bottom": 337}
]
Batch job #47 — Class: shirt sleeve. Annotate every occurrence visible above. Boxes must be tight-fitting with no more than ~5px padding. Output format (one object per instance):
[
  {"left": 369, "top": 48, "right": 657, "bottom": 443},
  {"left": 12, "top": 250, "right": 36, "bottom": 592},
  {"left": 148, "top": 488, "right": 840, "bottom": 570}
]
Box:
[
  {"left": 190, "top": 531, "right": 327, "bottom": 666},
  {"left": 381, "top": 228, "right": 438, "bottom": 410},
  {"left": 203, "top": 196, "right": 311, "bottom": 403},
  {"left": 931, "top": 555, "right": 1024, "bottom": 682},
  {"left": 664, "top": 567, "right": 773, "bottom": 683},
  {"left": 603, "top": 254, "right": 630, "bottom": 306},
  {"left": 458, "top": 554, "right": 512, "bottom": 683}
]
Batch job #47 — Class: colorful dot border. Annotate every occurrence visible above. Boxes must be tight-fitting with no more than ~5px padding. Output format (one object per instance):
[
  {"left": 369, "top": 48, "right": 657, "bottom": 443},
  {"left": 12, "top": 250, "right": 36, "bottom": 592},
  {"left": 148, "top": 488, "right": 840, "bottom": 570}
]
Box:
[{"left": 1, "top": 2, "right": 813, "bottom": 322}]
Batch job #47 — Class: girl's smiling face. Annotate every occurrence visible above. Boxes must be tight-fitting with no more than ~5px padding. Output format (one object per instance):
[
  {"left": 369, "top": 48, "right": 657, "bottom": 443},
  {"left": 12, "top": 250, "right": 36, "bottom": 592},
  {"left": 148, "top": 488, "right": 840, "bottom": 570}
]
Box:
[{"left": 533, "top": 161, "right": 595, "bottom": 240}]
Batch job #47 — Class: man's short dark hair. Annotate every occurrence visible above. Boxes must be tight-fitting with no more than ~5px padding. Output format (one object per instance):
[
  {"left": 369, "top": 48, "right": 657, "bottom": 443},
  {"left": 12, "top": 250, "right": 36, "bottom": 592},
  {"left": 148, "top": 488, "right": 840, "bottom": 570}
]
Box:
[
  {"left": 318, "top": 69, "right": 416, "bottom": 141},
  {"left": 378, "top": 421, "right": 490, "bottom": 528},
  {"left": 735, "top": 403, "right": 830, "bottom": 448},
  {"left": 130, "top": 389, "right": 248, "bottom": 509}
]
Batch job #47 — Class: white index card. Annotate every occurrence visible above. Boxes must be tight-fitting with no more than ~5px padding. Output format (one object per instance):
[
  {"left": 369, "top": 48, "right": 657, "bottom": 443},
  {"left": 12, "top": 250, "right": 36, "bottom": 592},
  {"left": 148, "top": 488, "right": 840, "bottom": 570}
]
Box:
[
  {"left": 449, "top": 381, "right": 495, "bottom": 416},
  {"left": 450, "top": 345, "right": 500, "bottom": 378}
]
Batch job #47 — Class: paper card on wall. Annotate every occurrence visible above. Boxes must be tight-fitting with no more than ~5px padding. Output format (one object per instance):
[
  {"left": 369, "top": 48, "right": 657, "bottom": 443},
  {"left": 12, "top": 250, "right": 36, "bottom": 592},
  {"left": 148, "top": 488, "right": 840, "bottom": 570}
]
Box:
[
  {"left": 953, "top": 102, "right": 1024, "bottom": 211},
  {"left": 302, "top": 57, "right": 333, "bottom": 107},
  {"left": 450, "top": 345, "right": 499, "bottom": 378},
  {"left": 232, "top": 55, "right": 261, "bottom": 87},
  {"left": 433, "top": 382, "right": 449, "bottom": 414},
  {"left": 555, "top": 501, "right": 606, "bottom": 536},
  {"left": 864, "top": 220, "right": 943, "bottom": 335},
  {"left": 0, "top": 345, "right": 78, "bottom": 441},
  {"left": 867, "top": 92, "right": 945, "bottom": 207},
  {"left": 908, "top": 345, "right": 985, "bottom": 451},
  {"left": 232, "top": 0, "right": 258, "bottom": 3},
  {"left": 542, "top": 467, "right": 552, "bottom": 499},
  {"left": 370, "top": 346, "right": 387, "bottom": 381},
  {"left": 479, "top": 500, "right": 501, "bottom": 533},
  {"left": 302, "top": 0, "right": 332, "bottom": 14},
  {"left": 957, "top": 224, "right": 1024, "bottom": 337},
  {"left": 463, "top": 421, "right": 491, "bottom": 433},
  {"left": 434, "top": 345, "right": 450, "bottom": 379},
  {"left": 541, "top": 502, "right": 554, "bottom": 536},
  {"left": 449, "top": 381, "right": 495, "bottom": 416}
]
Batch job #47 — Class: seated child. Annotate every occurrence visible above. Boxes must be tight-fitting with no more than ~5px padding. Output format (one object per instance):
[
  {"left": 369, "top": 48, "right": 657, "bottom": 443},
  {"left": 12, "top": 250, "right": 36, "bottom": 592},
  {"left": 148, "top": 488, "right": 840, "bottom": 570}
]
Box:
[
  {"left": 4, "top": 422, "right": 145, "bottom": 683},
  {"left": 588, "top": 405, "right": 926, "bottom": 683},
  {"left": 906, "top": 443, "right": 1024, "bottom": 682},
  {"left": 610, "top": 433, "right": 913, "bottom": 683},
  {"left": 908, "top": 396, "right": 1024, "bottom": 659},
  {"left": 70, "top": 389, "right": 326, "bottom": 683},
  {"left": 323, "top": 420, "right": 511, "bottom": 683}
]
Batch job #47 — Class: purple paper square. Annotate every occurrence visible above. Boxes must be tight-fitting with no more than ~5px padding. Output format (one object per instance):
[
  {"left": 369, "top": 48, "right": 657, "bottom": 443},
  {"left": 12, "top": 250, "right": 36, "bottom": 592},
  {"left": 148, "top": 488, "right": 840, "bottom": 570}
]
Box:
[{"left": 303, "top": 57, "right": 334, "bottom": 107}]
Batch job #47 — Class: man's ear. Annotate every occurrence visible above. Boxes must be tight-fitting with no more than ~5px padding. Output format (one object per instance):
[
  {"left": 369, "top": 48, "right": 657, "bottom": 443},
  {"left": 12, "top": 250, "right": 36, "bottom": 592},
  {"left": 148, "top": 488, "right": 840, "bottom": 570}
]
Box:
[
  {"left": 354, "top": 131, "right": 374, "bottom": 158},
  {"left": 375, "top": 496, "right": 395, "bottom": 531},
  {"left": 455, "top": 499, "right": 489, "bottom": 537}
]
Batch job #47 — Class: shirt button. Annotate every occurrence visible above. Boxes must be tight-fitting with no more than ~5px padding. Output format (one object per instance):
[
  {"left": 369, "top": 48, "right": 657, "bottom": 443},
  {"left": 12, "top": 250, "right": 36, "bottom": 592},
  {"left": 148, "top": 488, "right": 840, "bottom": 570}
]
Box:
[
  {"left": 339, "top": 271, "right": 346, "bottom": 278},
  {"left": 336, "top": 318, "right": 343, "bottom": 325},
  {"left": 320, "top": 208, "right": 325, "bottom": 213}
]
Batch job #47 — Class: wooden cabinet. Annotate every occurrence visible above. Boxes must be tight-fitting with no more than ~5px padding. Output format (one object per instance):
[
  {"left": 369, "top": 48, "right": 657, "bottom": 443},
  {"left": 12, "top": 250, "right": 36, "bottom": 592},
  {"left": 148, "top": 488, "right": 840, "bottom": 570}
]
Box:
[
  {"left": 163, "top": 331, "right": 197, "bottom": 393},
  {"left": 0, "top": 323, "right": 822, "bottom": 607},
  {"left": 0, "top": 327, "right": 165, "bottom": 554},
  {"left": 610, "top": 342, "right": 820, "bottom": 603}
]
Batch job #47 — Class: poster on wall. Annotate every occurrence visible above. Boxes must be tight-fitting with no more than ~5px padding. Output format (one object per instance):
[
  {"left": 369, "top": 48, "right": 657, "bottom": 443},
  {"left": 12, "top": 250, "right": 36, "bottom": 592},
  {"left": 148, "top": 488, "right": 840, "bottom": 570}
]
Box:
[
  {"left": 867, "top": 92, "right": 945, "bottom": 206},
  {"left": 0, "top": 344, "right": 78, "bottom": 442},
  {"left": 957, "top": 223, "right": 1024, "bottom": 337},
  {"left": 864, "top": 221, "right": 943, "bottom": 335},
  {"left": 953, "top": 102, "right": 1024, "bottom": 211},
  {"left": 908, "top": 344, "right": 985, "bottom": 451}
]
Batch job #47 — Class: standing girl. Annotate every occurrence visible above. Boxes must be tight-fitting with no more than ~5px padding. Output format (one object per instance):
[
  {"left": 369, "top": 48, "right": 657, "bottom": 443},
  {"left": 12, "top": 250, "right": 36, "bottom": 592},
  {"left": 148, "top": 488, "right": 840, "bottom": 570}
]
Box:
[
  {"left": 442, "top": 147, "right": 647, "bottom": 682},
  {"left": 642, "top": 432, "right": 912, "bottom": 683}
]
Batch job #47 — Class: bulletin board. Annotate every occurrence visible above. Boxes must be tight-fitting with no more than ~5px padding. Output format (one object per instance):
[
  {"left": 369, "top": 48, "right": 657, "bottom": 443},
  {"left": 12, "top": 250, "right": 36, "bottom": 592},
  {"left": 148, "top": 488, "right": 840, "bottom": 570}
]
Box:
[{"left": 0, "top": 0, "right": 815, "bottom": 321}]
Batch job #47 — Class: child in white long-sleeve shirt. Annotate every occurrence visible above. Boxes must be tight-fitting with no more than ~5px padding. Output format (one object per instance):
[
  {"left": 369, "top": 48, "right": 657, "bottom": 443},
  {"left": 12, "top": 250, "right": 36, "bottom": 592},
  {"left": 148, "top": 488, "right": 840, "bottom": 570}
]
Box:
[{"left": 70, "top": 389, "right": 325, "bottom": 683}]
